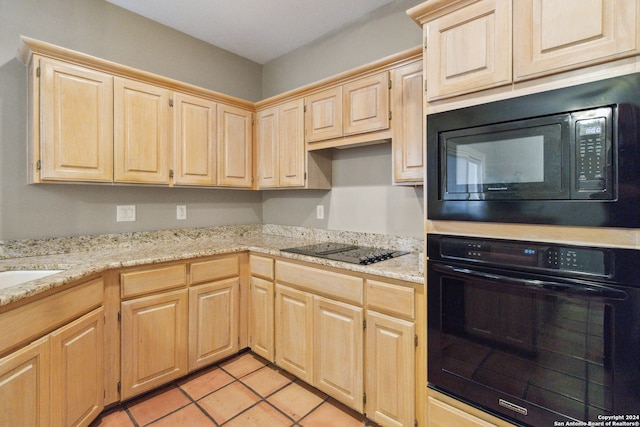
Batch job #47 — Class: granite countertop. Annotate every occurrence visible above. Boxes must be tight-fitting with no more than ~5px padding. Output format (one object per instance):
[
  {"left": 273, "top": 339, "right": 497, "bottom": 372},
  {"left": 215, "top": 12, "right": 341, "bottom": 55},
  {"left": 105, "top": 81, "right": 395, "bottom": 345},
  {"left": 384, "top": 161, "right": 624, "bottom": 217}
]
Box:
[{"left": 0, "top": 225, "right": 424, "bottom": 307}]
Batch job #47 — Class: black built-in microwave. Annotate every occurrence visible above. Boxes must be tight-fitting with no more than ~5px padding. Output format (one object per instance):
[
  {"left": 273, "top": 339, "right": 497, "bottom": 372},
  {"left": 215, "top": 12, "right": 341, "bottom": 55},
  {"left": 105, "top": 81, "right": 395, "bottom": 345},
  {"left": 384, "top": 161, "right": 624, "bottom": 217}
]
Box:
[{"left": 426, "top": 73, "right": 640, "bottom": 228}]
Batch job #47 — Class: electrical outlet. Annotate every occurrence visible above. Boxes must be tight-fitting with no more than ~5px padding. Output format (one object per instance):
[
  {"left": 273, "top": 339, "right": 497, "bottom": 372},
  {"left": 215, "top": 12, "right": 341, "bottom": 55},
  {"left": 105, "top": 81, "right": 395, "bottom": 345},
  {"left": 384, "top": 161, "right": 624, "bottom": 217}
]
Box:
[
  {"left": 116, "top": 205, "right": 136, "bottom": 222},
  {"left": 177, "top": 205, "right": 187, "bottom": 220},
  {"left": 316, "top": 205, "right": 324, "bottom": 220}
]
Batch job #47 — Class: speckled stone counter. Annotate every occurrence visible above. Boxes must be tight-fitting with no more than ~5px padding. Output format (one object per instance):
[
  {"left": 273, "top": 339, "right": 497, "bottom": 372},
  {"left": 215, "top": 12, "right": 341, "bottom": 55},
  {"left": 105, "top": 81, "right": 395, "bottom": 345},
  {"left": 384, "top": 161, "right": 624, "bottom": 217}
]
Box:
[{"left": 0, "top": 225, "right": 424, "bottom": 307}]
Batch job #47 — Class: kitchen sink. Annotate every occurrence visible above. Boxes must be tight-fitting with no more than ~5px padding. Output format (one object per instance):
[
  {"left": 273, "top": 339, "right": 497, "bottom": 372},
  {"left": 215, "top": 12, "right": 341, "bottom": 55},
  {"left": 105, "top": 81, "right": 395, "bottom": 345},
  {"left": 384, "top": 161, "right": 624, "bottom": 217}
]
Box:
[{"left": 0, "top": 270, "right": 63, "bottom": 290}]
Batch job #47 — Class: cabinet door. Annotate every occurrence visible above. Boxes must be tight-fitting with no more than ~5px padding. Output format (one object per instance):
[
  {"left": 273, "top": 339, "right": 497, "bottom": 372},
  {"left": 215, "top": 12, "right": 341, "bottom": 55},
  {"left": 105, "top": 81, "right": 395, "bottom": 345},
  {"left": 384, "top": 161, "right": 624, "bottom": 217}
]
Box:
[
  {"left": 425, "top": 0, "right": 512, "bottom": 101},
  {"left": 39, "top": 58, "right": 113, "bottom": 182},
  {"left": 114, "top": 77, "right": 172, "bottom": 184},
  {"left": 343, "top": 73, "right": 389, "bottom": 136},
  {"left": 256, "top": 106, "right": 278, "bottom": 188},
  {"left": 278, "top": 99, "right": 305, "bottom": 187},
  {"left": 391, "top": 61, "right": 424, "bottom": 184},
  {"left": 217, "top": 104, "right": 253, "bottom": 187},
  {"left": 121, "top": 289, "right": 188, "bottom": 399},
  {"left": 0, "top": 337, "right": 50, "bottom": 427},
  {"left": 274, "top": 284, "right": 314, "bottom": 383},
  {"left": 50, "top": 307, "right": 104, "bottom": 427},
  {"left": 188, "top": 278, "right": 239, "bottom": 371},
  {"left": 174, "top": 93, "right": 217, "bottom": 186},
  {"left": 249, "top": 276, "right": 274, "bottom": 362},
  {"left": 514, "top": 0, "right": 640, "bottom": 80},
  {"left": 366, "top": 311, "right": 415, "bottom": 427},
  {"left": 313, "top": 296, "right": 363, "bottom": 412},
  {"left": 305, "top": 87, "right": 343, "bottom": 142}
]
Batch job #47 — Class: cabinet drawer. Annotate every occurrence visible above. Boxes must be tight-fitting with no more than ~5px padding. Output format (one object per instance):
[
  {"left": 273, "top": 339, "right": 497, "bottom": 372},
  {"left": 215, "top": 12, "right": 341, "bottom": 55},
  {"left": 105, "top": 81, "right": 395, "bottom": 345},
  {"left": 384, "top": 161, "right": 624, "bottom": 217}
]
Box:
[
  {"left": 190, "top": 256, "right": 239, "bottom": 285},
  {"left": 121, "top": 264, "right": 186, "bottom": 298},
  {"left": 366, "top": 279, "right": 414, "bottom": 320},
  {"left": 250, "top": 255, "right": 274, "bottom": 280},
  {"left": 428, "top": 396, "right": 497, "bottom": 427},
  {"left": 0, "top": 277, "right": 103, "bottom": 355},
  {"left": 276, "top": 261, "right": 363, "bottom": 305}
]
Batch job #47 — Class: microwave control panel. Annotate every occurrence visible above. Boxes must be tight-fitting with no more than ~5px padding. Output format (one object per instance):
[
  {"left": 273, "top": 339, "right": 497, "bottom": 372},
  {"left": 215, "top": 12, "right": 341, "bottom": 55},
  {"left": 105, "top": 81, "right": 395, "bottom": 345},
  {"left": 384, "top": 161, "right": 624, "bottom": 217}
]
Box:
[{"left": 574, "top": 107, "right": 612, "bottom": 194}]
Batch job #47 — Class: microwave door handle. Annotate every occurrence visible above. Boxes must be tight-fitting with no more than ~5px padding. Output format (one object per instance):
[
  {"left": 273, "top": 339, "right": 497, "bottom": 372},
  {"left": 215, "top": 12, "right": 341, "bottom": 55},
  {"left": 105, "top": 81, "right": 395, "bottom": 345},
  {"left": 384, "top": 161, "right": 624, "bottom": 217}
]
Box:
[{"left": 432, "top": 263, "right": 627, "bottom": 301}]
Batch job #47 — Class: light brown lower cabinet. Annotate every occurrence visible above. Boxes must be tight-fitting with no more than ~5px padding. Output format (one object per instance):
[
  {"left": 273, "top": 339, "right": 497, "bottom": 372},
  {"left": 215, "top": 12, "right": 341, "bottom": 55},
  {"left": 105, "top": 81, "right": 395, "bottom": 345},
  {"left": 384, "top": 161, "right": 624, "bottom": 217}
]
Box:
[
  {"left": 188, "top": 278, "right": 239, "bottom": 371},
  {"left": 427, "top": 395, "right": 498, "bottom": 427},
  {"left": 274, "top": 284, "right": 314, "bottom": 383},
  {"left": 365, "top": 310, "right": 414, "bottom": 427},
  {"left": 313, "top": 295, "right": 363, "bottom": 413},
  {"left": 120, "top": 289, "right": 188, "bottom": 400},
  {"left": 249, "top": 275, "right": 275, "bottom": 362},
  {"left": 50, "top": 307, "right": 104, "bottom": 427},
  {"left": 0, "top": 307, "right": 104, "bottom": 427},
  {"left": 0, "top": 336, "right": 50, "bottom": 426}
]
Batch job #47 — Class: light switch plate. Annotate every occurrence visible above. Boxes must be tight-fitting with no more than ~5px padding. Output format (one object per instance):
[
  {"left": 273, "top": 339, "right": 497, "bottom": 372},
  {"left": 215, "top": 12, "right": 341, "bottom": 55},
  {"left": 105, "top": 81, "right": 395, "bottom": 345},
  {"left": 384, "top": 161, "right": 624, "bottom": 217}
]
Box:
[
  {"left": 116, "top": 205, "right": 136, "bottom": 222},
  {"left": 316, "top": 205, "right": 324, "bottom": 220}
]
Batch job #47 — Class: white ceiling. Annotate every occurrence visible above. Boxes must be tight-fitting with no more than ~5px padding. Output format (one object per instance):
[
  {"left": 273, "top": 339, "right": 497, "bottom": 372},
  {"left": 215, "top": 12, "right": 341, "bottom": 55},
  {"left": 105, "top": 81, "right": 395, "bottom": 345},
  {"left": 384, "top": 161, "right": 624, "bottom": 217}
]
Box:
[{"left": 106, "top": 0, "right": 394, "bottom": 64}]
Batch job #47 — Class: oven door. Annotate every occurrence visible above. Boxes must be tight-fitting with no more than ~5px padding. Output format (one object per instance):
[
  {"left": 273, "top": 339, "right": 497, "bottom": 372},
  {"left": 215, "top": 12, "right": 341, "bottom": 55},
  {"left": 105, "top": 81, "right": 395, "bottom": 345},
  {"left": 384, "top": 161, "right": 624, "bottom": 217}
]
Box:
[{"left": 427, "top": 261, "right": 640, "bottom": 426}]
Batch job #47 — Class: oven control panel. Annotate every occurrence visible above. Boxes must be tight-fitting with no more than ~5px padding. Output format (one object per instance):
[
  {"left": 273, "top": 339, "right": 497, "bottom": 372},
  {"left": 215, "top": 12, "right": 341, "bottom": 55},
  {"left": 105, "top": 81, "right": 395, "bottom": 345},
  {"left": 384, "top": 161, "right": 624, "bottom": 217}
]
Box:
[{"left": 438, "top": 236, "right": 611, "bottom": 277}]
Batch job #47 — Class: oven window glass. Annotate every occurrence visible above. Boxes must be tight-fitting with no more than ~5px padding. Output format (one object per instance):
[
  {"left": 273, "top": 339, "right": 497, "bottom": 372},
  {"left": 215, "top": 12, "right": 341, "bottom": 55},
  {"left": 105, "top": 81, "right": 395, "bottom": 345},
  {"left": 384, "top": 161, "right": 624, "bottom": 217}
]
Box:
[{"left": 440, "top": 277, "right": 612, "bottom": 421}]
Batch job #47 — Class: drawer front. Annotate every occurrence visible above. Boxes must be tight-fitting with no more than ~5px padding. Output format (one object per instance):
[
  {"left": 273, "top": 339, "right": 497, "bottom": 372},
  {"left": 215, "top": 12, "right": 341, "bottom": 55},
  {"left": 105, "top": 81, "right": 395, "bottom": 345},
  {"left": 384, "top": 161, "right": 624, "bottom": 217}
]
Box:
[
  {"left": 276, "top": 261, "right": 363, "bottom": 305},
  {"left": 121, "top": 264, "right": 186, "bottom": 298},
  {"left": 0, "top": 277, "right": 104, "bottom": 355},
  {"left": 249, "top": 255, "right": 274, "bottom": 280},
  {"left": 366, "top": 279, "right": 415, "bottom": 320},
  {"left": 190, "top": 256, "right": 239, "bottom": 285}
]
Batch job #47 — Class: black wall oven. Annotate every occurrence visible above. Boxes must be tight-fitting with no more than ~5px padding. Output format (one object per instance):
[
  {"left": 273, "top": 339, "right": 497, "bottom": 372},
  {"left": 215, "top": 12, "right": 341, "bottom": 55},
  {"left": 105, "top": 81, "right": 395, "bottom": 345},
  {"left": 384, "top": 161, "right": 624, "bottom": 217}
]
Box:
[
  {"left": 426, "top": 73, "right": 640, "bottom": 227},
  {"left": 427, "top": 234, "right": 640, "bottom": 426}
]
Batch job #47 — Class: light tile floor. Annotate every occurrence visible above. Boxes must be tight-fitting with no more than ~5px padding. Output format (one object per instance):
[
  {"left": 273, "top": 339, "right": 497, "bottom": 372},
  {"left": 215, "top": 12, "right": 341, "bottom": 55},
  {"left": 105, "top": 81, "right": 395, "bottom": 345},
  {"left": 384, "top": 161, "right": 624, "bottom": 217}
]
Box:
[{"left": 91, "top": 351, "right": 378, "bottom": 427}]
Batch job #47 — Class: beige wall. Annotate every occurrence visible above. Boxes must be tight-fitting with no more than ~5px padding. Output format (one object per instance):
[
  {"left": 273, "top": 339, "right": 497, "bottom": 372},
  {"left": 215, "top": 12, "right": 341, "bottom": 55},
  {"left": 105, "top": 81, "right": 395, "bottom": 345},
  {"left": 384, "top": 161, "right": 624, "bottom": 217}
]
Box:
[
  {"left": 0, "top": 0, "right": 425, "bottom": 241},
  {"left": 0, "top": 0, "right": 263, "bottom": 240}
]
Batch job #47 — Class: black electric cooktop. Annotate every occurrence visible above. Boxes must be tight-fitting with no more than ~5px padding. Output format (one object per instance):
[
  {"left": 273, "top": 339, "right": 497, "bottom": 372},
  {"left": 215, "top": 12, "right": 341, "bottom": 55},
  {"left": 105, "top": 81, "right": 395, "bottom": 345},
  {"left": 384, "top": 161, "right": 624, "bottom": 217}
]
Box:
[{"left": 281, "top": 242, "right": 408, "bottom": 265}]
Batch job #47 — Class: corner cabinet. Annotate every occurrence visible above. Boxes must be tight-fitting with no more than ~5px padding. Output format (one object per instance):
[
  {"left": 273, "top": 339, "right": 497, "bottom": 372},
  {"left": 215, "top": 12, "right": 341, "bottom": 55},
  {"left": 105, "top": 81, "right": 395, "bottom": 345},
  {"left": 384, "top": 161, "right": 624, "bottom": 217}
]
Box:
[
  {"left": 256, "top": 98, "right": 332, "bottom": 190},
  {"left": 34, "top": 57, "right": 113, "bottom": 183},
  {"left": 256, "top": 99, "right": 305, "bottom": 188}
]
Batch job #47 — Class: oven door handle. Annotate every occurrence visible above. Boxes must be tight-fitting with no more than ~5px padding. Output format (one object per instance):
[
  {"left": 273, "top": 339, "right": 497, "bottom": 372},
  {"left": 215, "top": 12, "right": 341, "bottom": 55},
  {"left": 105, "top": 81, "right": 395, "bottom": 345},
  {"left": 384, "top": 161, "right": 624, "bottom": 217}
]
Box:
[{"left": 432, "top": 263, "right": 628, "bottom": 300}]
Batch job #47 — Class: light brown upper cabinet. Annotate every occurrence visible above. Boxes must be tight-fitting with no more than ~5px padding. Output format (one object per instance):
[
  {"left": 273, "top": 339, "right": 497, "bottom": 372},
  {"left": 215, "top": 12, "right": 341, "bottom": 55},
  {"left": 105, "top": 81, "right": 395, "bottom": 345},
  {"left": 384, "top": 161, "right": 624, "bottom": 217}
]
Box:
[
  {"left": 305, "top": 72, "right": 390, "bottom": 146},
  {"left": 305, "top": 87, "right": 343, "bottom": 143},
  {"left": 256, "top": 99, "right": 305, "bottom": 188},
  {"left": 343, "top": 73, "right": 390, "bottom": 136},
  {"left": 391, "top": 60, "right": 424, "bottom": 184},
  {"left": 411, "top": 0, "right": 640, "bottom": 101},
  {"left": 173, "top": 93, "right": 217, "bottom": 186},
  {"left": 114, "top": 77, "right": 172, "bottom": 184},
  {"left": 217, "top": 104, "right": 253, "bottom": 187},
  {"left": 423, "top": 0, "right": 512, "bottom": 101},
  {"left": 35, "top": 57, "right": 113, "bottom": 183},
  {"left": 513, "top": 0, "right": 640, "bottom": 81}
]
